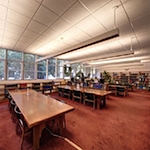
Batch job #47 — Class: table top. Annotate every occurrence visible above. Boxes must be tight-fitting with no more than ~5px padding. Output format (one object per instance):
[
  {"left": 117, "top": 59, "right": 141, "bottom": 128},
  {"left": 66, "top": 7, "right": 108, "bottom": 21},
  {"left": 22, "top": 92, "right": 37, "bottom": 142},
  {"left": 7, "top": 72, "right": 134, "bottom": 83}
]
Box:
[
  {"left": 108, "top": 84, "right": 127, "bottom": 88},
  {"left": 9, "top": 89, "right": 74, "bottom": 128},
  {"left": 58, "top": 85, "right": 112, "bottom": 96}
]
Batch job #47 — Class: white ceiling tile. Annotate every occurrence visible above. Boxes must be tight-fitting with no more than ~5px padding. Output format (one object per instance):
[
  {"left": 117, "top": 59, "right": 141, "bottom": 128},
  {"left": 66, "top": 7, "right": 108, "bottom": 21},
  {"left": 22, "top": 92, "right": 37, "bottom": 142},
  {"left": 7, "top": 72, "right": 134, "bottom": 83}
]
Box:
[
  {"left": 4, "top": 30, "right": 20, "bottom": 40},
  {"left": 56, "top": 34, "right": 79, "bottom": 46},
  {"left": 27, "top": 20, "right": 47, "bottom": 34},
  {"left": 59, "top": 34, "right": 80, "bottom": 46},
  {"left": 62, "top": 1, "right": 90, "bottom": 24},
  {"left": 33, "top": 5, "right": 59, "bottom": 26},
  {"left": 14, "top": 42, "right": 30, "bottom": 51},
  {"left": 80, "top": 0, "right": 111, "bottom": 12},
  {"left": 0, "top": 29, "right": 3, "bottom": 36},
  {"left": 132, "top": 14, "right": 150, "bottom": 36},
  {"left": 23, "top": 29, "right": 40, "bottom": 40},
  {"left": 76, "top": 15, "right": 106, "bottom": 37},
  {"left": 0, "top": 5, "right": 7, "bottom": 20},
  {"left": 51, "top": 18, "right": 72, "bottom": 33},
  {"left": 137, "top": 33, "right": 150, "bottom": 47},
  {"left": 5, "top": 22, "right": 25, "bottom": 35},
  {"left": 35, "top": 0, "right": 43, "bottom": 3},
  {"left": 9, "top": 0, "right": 40, "bottom": 18},
  {"left": 41, "top": 28, "right": 60, "bottom": 40},
  {"left": 0, "top": 0, "right": 9, "bottom": 7},
  {"left": 93, "top": 0, "right": 121, "bottom": 22},
  {"left": 0, "top": 20, "right": 5, "bottom": 30},
  {"left": 118, "top": 23, "right": 134, "bottom": 38},
  {"left": 2, "top": 37, "right": 17, "bottom": 48},
  {"left": 42, "top": 0, "right": 77, "bottom": 16},
  {"left": 125, "top": 0, "right": 150, "bottom": 20},
  {"left": 7, "top": 9, "right": 30, "bottom": 28},
  {"left": 36, "top": 35, "right": 51, "bottom": 43},
  {"left": 19, "top": 36, "right": 35, "bottom": 43},
  {"left": 64, "top": 26, "right": 91, "bottom": 42},
  {"left": 1, "top": 43, "right": 15, "bottom": 50}
]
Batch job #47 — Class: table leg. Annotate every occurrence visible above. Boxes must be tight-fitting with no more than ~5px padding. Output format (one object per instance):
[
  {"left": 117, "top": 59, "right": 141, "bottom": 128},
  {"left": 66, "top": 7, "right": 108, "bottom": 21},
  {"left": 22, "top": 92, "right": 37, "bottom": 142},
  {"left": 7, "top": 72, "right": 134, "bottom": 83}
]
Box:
[
  {"left": 103, "top": 96, "right": 106, "bottom": 106},
  {"left": 58, "top": 115, "right": 64, "bottom": 135},
  {"left": 33, "top": 123, "right": 45, "bottom": 150}
]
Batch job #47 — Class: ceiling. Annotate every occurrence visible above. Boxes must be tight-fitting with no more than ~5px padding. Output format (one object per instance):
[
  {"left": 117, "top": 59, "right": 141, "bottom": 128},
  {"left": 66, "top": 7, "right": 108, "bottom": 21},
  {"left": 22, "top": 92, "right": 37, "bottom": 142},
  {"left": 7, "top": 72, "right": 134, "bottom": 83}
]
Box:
[{"left": 0, "top": 0, "right": 150, "bottom": 72}]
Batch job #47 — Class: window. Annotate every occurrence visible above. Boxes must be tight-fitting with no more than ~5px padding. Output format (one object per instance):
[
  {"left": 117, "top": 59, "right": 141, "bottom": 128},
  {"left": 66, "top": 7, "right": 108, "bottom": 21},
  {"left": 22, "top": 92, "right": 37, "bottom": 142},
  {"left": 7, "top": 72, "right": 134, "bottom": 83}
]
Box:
[
  {"left": 7, "top": 50, "right": 23, "bottom": 80},
  {"left": 24, "top": 53, "right": 35, "bottom": 79},
  {"left": 7, "top": 61, "right": 22, "bottom": 80},
  {"left": 48, "top": 58, "right": 56, "bottom": 79},
  {"left": 0, "top": 48, "right": 6, "bottom": 59},
  {"left": 0, "top": 49, "right": 6, "bottom": 80},
  {"left": 7, "top": 50, "right": 22, "bottom": 61},
  {"left": 57, "top": 59, "right": 64, "bottom": 78},
  {"left": 37, "top": 60, "right": 46, "bottom": 79},
  {"left": 0, "top": 60, "right": 5, "bottom": 80}
]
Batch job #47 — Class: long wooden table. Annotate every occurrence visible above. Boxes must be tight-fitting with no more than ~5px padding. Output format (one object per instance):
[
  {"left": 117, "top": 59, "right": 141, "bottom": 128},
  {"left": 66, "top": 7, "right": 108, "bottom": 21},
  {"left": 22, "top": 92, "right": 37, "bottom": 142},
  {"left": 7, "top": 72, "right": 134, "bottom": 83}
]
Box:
[
  {"left": 108, "top": 84, "right": 128, "bottom": 97},
  {"left": 58, "top": 85, "right": 112, "bottom": 109},
  {"left": 9, "top": 89, "right": 74, "bottom": 150}
]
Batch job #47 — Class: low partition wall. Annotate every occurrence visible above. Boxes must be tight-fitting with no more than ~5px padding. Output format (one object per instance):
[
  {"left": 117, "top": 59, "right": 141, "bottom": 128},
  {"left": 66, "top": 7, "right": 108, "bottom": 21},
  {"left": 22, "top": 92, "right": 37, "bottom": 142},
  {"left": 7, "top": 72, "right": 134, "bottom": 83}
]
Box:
[{"left": 0, "top": 79, "right": 66, "bottom": 102}]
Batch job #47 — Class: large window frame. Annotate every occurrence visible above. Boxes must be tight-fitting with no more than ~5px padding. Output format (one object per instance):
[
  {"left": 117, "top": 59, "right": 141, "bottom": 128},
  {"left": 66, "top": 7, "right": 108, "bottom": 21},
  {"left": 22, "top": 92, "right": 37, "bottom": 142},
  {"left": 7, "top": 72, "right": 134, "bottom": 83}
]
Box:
[
  {"left": 7, "top": 50, "right": 23, "bottom": 80},
  {"left": 0, "top": 48, "right": 70, "bottom": 80}
]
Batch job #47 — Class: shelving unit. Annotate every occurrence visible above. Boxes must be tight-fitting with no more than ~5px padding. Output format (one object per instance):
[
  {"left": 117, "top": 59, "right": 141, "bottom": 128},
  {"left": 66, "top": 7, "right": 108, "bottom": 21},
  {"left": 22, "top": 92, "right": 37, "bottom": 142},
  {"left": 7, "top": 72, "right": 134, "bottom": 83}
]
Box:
[
  {"left": 42, "top": 82, "right": 53, "bottom": 95},
  {"left": 32, "top": 83, "right": 41, "bottom": 92},
  {"left": 120, "top": 73, "right": 129, "bottom": 84},
  {"left": 137, "top": 72, "right": 149, "bottom": 89},
  {"left": 0, "top": 85, "right": 5, "bottom": 102},
  {"left": 4, "top": 84, "right": 18, "bottom": 98},
  {"left": 129, "top": 73, "right": 138, "bottom": 84},
  {"left": 110, "top": 72, "right": 150, "bottom": 90}
]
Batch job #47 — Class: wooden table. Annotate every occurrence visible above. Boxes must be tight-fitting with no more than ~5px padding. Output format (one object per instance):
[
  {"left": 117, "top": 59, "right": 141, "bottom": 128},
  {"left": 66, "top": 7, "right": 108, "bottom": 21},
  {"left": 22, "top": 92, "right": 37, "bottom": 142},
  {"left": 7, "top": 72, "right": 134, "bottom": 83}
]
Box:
[
  {"left": 58, "top": 85, "right": 112, "bottom": 109},
  {"left": 9, "top": 89, "right": 74, "bottom": 150},
  {"left": 108, "top": 84, "right": 128, "bottom": 97},
  {"left": 83, "top": 88, "right": 112, "bottom": 109}
]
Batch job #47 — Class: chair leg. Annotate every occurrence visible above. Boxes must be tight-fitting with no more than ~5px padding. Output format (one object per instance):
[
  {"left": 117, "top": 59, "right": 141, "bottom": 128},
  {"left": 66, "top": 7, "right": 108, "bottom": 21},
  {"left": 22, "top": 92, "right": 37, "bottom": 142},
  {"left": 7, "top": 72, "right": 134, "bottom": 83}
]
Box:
[{"left": 21, "top": 131, "right": 25, "bottom": 150}]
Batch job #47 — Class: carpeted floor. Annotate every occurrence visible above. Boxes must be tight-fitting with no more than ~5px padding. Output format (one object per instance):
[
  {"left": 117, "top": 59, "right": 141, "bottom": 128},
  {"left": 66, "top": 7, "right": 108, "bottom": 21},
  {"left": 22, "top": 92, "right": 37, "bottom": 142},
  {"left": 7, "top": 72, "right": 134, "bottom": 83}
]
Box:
[{"left": 0, "top": 89, "right": 150, "bottom": 150}]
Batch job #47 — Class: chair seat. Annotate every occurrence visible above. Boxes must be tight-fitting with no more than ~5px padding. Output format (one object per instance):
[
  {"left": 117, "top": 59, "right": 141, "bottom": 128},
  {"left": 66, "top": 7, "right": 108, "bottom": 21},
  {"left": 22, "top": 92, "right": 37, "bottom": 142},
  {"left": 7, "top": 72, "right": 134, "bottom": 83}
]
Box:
[
  {"left": 14, "top": 105, "right": 33, "bottom": 150},
  {"left": 83, "top": 92, "right": 96, "bottom": 109}
]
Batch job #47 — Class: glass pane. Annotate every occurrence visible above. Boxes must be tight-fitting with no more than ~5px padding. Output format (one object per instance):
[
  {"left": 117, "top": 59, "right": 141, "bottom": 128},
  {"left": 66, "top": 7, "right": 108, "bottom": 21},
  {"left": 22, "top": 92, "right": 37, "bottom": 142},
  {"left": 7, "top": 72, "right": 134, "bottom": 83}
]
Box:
[
  {"left": 37, "top": 71, "right": 46, "bottom": 79},
  {"left": 0, "top": 60, "right": 5, "bottom": 80},
  {"left": 24, "top": 53, "right": 35, "bottom": 62},
  {"left": 7, "top": 61, "right": 22, "bottom": 80},
  {"left": 37, "top": 61, "right": 46, "bottom": 71},
  {"left": 7, "top": 50, "right": 22, "bottom": 61},
  {"left": 48, "top": 58, "right": 56, "bottom": 64},
  {"left": 48, "top": 58, "right": 55, "bottom": 78},
  {"left": 0, "top": 49, "right": 6, "bottom": 59},
  {"left": 24, "top": 71, "right": 34, "bottom": 79},
  {"left": 24, "top": 63, "right": 35, "bottom": 71},
  {"left": 57, "top": 66, "right": 63, "bottom": 78},
  {"left": 48, "top": 65, "right": 55, "bottom": 79},
  {"left": 57, "top": 59, "right": 64, "bottom": 66}
]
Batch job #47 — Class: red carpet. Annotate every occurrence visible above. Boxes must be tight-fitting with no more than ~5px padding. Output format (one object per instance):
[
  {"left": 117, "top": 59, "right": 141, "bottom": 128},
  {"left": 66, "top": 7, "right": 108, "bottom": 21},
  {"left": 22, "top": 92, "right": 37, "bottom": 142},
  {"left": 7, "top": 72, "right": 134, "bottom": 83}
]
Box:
[{"left": 0, "top": 89, "right": 150, "bottom": 150}]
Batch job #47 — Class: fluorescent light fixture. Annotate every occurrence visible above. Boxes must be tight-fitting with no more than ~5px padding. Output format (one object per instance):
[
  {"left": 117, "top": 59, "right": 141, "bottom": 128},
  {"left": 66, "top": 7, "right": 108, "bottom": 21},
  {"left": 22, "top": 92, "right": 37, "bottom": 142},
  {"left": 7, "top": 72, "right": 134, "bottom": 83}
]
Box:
[
  {"left": 55, "top": 28, "right": 119, "bottom": 56},
  {"left": 63, "top": 50, "right": 134, "bottom": 65},
  {"left": 95, "top": 62, "right": 143, "bottom": 68},
  {"left": 88, "top": 56, "right": 141, "bottom": 65},
  {"left": 36, "top": 28, "right": 119, "bottom": 62},
  {"left": 141, "top": 59, "right": 150, "bottom": 63}
]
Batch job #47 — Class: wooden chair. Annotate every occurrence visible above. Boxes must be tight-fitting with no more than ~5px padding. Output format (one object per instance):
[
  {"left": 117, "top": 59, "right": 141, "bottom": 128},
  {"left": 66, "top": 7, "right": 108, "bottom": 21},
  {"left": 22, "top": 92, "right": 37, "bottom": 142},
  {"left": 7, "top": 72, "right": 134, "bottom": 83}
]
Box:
[
  {"left": 63, "top": 89, "right": 71, "bottom": 99},
  {"left": 117, "top": 87, "right": 127, "bottom": 97},
  {"left": 10, "top": 99, "right": 16, "bottom": 123},
  {"left": 20, "top": 83, "right": 27, "bottom": 89},
  {"left": 46, "top": 99, "right": 66, "bottom": 134},
  {"left": 14, "top": 105, "right": 32, "bottom": 150},
  {"left": 57, "top": 87, "right": 63, "bottom": 97},
  {"left": 72, "top": 90, "right": 82, "bottom": 103},
  {"left": 83, "top": 92, "right": 96, "bottom": 109}
]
